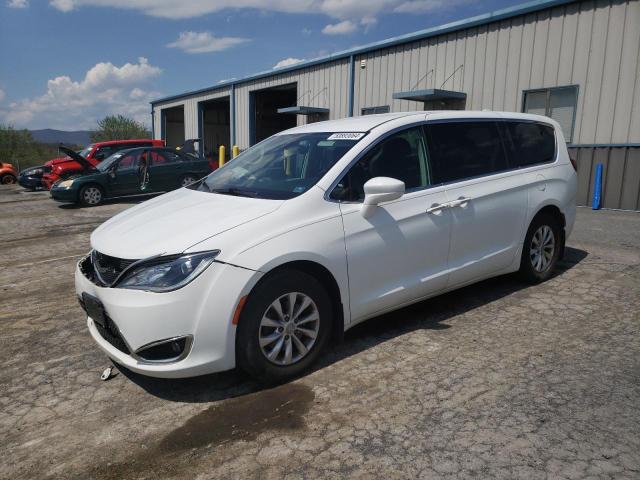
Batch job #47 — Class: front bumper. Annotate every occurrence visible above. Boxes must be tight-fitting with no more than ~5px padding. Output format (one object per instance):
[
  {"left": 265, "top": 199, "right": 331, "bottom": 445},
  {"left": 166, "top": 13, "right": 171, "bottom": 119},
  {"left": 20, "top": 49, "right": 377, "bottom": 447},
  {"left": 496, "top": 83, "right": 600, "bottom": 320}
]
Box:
[
  {"left": 42, "top": 174, "right": 60, "bottom": 190},
  {"left": 50, "top": 186, "right": 77, "bottom": 202},
  {"left": 75, "top": 256, "right": 261, "bottom": 378},
  {"left": 18, "top": 175, "right": 42, "bottom": 189}
]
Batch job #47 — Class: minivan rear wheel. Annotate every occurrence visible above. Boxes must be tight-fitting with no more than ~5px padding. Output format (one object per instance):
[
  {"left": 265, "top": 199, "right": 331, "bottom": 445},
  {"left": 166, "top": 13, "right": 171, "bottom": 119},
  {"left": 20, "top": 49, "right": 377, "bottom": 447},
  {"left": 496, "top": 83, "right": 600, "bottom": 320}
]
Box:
[
  {"left": 519, "top": 213, "right": 562, "bottom": 284},
  {"left": 236, "top": 269, "right": 332, "bottom": 383}
]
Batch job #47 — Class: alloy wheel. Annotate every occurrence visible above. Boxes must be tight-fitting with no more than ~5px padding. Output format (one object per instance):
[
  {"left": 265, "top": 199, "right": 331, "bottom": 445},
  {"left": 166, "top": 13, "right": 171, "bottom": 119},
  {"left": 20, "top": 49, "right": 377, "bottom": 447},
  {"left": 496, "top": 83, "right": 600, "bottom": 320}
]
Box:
[
  {"left": 83, "top": 186, "right": 102, "bottom": 205},
  {"left": 530, "top": 225, "right": 555, "bottom": 272},
  {"left": 181, "top": 176, "right": 196, "bottom": 187},
  {"left": 258, "top": 292, "right": 320, "bottom": 366}
]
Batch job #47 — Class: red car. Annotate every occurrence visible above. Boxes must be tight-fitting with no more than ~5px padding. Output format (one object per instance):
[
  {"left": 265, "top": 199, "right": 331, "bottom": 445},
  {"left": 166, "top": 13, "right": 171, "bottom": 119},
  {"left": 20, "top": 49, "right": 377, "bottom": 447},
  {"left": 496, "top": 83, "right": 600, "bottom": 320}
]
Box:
[{"left": 41, "top": 139, "right": 164, "bottom": 189}]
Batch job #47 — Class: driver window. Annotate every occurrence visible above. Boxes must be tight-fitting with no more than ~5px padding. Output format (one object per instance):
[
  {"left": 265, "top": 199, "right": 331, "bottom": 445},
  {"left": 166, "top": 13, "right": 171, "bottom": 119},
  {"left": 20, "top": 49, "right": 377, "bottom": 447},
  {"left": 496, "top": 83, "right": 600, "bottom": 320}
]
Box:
[{"left": 330, "top": 126, "right": 429, "bottom": 202}]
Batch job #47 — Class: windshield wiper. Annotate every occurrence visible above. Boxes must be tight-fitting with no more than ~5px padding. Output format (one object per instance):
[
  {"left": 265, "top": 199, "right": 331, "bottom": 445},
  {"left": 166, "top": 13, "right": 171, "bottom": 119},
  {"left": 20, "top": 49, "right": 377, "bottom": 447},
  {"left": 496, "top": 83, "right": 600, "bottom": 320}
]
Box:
[{"left": 210, "top": 187, "right": 259, "bottom": 198}]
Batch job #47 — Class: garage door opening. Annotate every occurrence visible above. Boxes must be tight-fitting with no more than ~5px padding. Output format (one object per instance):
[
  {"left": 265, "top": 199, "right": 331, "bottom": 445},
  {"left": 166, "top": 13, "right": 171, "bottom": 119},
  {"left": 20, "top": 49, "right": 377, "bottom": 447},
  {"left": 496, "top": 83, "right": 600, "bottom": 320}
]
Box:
[
  {"left": 251, "top": 83, "right": 297, "bottom": 145},
  {"left": 199, "top": 98, "right": 230, "bottom": 162},
  {"left": 162, "top": 106, "right": 185, "bottom": 148}
]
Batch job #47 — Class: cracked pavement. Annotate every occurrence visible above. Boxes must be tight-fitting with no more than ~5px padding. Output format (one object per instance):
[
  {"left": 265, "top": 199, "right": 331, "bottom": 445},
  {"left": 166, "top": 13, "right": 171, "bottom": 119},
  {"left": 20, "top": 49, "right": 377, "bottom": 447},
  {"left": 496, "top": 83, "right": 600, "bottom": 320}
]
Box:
[{"left": 1, "top": 184, "right": 639, "bottom": 479}]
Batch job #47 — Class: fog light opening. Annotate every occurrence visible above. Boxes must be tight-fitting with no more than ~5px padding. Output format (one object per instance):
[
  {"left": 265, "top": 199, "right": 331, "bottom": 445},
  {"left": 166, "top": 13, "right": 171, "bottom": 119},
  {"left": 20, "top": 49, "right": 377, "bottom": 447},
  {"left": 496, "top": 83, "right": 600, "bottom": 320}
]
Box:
[{"left": 134, "top": 335, "right": 192, "bottom": 363}]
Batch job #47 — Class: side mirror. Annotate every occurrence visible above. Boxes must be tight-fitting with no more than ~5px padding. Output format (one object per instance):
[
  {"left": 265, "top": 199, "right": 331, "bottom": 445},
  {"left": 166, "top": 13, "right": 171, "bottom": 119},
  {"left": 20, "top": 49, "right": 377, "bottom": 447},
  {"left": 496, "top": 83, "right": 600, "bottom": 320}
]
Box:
[{"left": 361, "top": 177, "right": 405, "bottom": 217}]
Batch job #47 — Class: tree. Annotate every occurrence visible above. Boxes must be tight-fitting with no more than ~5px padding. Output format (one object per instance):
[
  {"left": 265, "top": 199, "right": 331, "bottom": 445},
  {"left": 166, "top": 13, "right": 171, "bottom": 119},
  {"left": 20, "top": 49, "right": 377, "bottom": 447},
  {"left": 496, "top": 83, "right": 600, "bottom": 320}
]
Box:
[{"left": 91, "top": 115, "right": 150, "bottom": 142}]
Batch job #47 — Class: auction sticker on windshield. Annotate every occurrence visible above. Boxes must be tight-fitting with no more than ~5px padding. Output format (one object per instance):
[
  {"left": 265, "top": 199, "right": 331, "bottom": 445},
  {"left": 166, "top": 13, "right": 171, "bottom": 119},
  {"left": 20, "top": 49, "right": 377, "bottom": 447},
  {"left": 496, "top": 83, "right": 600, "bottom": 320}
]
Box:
[{"left": 327, "top": 132, "right": 366, "bottom": 140}]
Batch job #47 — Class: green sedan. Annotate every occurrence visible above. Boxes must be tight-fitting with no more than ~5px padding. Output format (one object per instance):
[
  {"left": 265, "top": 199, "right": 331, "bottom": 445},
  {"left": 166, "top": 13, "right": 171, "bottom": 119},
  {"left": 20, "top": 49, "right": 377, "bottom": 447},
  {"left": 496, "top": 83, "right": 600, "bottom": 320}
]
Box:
[{"left": 50, "top": 146, "right": 211, "bottom": 206}]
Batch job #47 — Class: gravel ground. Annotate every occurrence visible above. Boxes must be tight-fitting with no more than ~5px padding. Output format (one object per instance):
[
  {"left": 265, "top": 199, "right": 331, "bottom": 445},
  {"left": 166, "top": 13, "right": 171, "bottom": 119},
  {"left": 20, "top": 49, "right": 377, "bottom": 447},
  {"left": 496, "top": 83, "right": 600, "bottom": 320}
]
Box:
[{"left": 1, "top": 184, "right": 639, "bottom": 480}]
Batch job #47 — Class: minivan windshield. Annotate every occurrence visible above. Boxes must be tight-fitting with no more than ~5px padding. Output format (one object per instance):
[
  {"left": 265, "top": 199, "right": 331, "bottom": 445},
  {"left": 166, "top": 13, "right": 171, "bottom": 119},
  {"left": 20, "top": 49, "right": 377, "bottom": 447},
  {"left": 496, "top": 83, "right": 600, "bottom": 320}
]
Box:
[{"left": 189, "top": 132, "right": 363, "bottom": 199}]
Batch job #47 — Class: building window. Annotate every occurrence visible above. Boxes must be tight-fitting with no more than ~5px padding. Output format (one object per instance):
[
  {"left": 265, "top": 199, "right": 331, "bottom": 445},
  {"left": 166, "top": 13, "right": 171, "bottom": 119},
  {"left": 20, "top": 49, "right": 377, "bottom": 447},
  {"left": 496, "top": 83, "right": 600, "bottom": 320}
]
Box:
[
  {"left": 522, "top": 86, "right": 578, "bottom": 142},
  {"left": 361, "top": 106, "right": 390, "bottom": 115}
]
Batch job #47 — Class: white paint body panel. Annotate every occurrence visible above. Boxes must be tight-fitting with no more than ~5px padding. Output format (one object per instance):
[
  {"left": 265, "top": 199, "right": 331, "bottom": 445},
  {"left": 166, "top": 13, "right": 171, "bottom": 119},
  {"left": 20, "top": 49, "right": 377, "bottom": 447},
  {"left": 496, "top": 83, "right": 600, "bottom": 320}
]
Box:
[{"left": 78, "top": 111, "right": 577, "bottom": 378}]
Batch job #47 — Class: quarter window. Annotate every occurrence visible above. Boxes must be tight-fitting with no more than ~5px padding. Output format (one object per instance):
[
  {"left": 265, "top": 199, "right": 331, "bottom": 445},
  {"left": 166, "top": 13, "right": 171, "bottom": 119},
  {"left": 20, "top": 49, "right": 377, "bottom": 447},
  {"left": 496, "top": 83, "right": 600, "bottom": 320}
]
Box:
[
  {"left": 331, "top": 126, "right": 429, "bottom": 202},
  {"left": 424, "top": 121, "right": 509, "bottom": 184},
  {"left": 523, "top": 86, "right": 577, "bottom": 142},
  {"left": 361, "top": 106, "right": 390, "bottom": 115},
  {"left": 503, "top": 121, "right": 556, "bottom": 167}
]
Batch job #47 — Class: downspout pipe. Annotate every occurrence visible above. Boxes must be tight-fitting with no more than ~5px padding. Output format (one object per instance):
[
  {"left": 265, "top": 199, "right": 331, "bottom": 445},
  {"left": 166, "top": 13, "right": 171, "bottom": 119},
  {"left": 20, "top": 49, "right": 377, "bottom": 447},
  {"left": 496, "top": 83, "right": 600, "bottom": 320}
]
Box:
[
  {"left": 230, "top": 83, "right": 236, "bottom": 147},
  {"left": 348, "top": 55, "right": 355, "bottom": 117}
]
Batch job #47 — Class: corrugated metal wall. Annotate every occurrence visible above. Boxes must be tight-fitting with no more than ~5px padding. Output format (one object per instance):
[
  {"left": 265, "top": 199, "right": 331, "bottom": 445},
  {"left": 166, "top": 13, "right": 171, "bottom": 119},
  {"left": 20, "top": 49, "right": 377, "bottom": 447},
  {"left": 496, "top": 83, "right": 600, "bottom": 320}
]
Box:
[
  {"left": 352, "top": 0, "right": 640, "bottom": 145},
  {"left": 571, "top": 146, "right": 640, "bottom": 210}
]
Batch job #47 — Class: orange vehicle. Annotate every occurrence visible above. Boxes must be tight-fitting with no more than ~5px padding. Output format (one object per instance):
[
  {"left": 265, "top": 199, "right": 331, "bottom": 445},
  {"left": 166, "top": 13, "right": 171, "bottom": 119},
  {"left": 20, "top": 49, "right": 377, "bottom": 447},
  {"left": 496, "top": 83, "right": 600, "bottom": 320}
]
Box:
[{"left": 0, "top": 162, "right": 18, "bottom": 184}]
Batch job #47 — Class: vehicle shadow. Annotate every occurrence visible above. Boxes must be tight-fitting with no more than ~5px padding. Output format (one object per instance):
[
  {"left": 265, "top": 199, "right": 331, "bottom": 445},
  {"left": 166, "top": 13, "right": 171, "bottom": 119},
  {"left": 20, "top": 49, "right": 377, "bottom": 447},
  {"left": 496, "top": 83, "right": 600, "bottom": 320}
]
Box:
[{"left": 119, "top": 246, "right": 588, "bottom": 403}]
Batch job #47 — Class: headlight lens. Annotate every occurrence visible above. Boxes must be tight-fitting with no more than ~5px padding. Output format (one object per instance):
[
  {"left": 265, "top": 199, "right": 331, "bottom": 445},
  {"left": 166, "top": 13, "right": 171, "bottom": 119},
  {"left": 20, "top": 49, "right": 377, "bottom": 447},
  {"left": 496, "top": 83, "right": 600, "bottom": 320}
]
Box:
[
  {"left": 116, "top": 250, "right": 220, "bottom": 292},
  {"left": 27, "top": 168, "right": 43, "bottom": 176},
  {"left": 57, "top": 179, "right": 74, "bottom": 189}
]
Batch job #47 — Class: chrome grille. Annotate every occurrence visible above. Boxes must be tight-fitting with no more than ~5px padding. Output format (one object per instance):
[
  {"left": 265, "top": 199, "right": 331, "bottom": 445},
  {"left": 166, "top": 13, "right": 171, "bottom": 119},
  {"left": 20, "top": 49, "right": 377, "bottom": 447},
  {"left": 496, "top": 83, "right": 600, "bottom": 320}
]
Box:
[{"left": 91, "top": 251, "right": 137, "bottom": 286}]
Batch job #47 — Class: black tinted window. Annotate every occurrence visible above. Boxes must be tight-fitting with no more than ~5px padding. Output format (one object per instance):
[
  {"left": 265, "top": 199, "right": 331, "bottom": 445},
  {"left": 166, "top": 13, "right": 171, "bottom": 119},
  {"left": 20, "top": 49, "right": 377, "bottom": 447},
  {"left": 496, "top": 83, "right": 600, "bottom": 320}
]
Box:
[
  {"left": 504, "top": 121, "right": 556, "bottom": 167},
  {"left": 331, "top": 126, "right": 429, "bottom": 202},
  {"left": 425, "top": 121, "right": 508, "bottom": 184}
]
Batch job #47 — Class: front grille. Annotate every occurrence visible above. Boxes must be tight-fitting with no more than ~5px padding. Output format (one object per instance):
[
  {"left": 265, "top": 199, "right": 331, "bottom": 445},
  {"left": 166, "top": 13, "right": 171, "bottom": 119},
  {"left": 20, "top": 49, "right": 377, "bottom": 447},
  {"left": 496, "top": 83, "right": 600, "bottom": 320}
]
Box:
[
  {"left": 92, "top": 251, "right": 137, "bottom": 286},
  {"left": 78, "top": 296, "right": 130, "bottom": 354}
]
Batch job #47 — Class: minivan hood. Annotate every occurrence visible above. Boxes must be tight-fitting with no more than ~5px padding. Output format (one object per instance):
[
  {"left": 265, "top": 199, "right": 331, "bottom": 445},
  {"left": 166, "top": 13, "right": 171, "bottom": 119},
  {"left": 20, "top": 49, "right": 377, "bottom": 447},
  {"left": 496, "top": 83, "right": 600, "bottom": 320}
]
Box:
[{"left": 90, "top": 188, "right": 284, "bottom": 259}]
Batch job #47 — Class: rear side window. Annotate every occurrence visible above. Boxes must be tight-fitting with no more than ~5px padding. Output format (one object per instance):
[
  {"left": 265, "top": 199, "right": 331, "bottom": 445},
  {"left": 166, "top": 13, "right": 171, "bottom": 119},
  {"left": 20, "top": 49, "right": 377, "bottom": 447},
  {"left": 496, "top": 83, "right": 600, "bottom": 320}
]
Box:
[
  {"left": 503, "top": 121, "right": 556, "bottom": 167},
  {"left": 424, "top": 121, "right": 508, "bottom": 184}
]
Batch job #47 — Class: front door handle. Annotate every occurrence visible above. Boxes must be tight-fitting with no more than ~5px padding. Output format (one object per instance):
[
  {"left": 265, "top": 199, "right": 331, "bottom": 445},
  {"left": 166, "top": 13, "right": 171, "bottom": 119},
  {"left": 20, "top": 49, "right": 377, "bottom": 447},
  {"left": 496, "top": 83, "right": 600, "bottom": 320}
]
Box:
[
  {"left": 447, "top": 196, "right": 472, "bottom": 208},
  {"left": 426, "top": 203, "right": 449, "bottom": 214}
]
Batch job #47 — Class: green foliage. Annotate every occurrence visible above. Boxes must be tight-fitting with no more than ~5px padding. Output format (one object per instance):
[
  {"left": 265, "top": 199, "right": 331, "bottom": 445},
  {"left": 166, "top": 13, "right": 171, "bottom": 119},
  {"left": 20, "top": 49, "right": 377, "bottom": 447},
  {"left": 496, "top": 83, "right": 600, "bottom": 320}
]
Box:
[
  {"left": 0, "top": 124, "right": 76, "bottom": 170},
  {"left": 91, "top": 115, "right": 150, "bottom": 143}
]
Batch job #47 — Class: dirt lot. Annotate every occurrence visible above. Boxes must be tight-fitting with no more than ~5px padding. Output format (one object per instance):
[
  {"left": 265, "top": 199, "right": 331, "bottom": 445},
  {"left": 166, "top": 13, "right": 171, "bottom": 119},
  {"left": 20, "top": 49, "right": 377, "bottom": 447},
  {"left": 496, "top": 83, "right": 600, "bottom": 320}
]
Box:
[{"left": 1, "top": 185, "right": 639, "bottom": 480}]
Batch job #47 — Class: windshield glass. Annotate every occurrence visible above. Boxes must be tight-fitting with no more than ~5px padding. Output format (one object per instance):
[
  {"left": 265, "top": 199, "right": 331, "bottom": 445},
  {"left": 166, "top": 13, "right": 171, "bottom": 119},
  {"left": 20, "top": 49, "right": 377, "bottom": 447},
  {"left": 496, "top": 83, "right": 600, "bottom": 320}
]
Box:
[
  {"left": 189, "top": 132, "right": 363, "bottom": 199},
  {"left": 78, "top": 145, "right": 94, "bottom": 158},
  {"left": 96, "top": 151, "right": 125, "bottom": 172}
]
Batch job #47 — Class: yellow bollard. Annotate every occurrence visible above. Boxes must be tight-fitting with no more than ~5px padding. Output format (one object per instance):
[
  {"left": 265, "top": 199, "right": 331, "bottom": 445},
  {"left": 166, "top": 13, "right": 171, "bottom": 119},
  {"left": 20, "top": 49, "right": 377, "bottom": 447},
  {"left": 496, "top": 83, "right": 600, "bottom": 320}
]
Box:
[
  {"left": 232, "top": 145, "right": 239, "bottom": 158},
  {"left": 219, "top": 145, "right": 226, "bottom": 167}
]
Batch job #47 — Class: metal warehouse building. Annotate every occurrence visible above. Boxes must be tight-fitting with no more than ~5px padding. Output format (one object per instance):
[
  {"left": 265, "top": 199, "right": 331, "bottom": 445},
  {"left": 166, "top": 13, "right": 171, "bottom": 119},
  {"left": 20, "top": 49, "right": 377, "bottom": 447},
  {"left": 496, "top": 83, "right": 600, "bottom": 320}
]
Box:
[{"left": 151, "top": 0, "right": 640, "bottom": 210}]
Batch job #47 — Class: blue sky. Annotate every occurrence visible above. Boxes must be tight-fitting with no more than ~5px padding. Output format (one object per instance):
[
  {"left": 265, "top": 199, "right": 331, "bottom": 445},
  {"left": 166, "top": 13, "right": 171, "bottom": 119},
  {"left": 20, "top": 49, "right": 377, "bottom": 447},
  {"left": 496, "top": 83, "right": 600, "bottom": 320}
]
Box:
[{"left": 0, "top": 0, "right": 522, "bottom": 130}]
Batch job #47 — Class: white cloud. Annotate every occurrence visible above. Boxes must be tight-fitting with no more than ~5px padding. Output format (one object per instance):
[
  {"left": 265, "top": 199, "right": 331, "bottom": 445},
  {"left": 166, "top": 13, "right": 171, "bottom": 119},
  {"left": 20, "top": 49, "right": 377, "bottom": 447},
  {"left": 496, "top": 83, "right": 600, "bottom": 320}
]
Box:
[
  {"left": 47, "top": 0, "right": 455, "bottom": 24},
  {"left": 167, "top": 31, "right": 249, "bottom": 54},
  {"left": 394, "top": 0, "right": 472, "bottom": 13},
  {"left": 0, "top": 58, "right": 161, "bottom": 130},
  {"left": 322, "top": 20, "right": 357, "bottom": 35},
  {"left": 273, "top": 57, "right": 305, "bottom": 69},
  {"left": 7, "top": 0, "right": 28, "bottom": 8}
]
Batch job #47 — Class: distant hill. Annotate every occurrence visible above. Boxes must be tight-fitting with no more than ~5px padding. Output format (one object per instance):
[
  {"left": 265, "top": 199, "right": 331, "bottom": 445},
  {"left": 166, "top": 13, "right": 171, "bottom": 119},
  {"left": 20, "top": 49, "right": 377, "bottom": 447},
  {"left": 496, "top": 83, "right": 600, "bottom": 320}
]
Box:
[{"left": 29, "top": 129, "right": 92, "bottom": 146}]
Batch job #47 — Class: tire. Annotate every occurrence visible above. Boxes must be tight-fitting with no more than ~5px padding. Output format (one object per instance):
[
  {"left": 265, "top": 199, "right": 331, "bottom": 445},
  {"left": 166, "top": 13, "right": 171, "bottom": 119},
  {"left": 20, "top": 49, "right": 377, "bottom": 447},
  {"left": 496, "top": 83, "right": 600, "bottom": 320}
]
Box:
[
  {"left": 179, "top": 174, "right": 197, "bottom": 188},
  {"left": 519, "top": 213, "right": 562, "bottom": 284},
  {"left": 236, "top": 269, "right": 333, "bottom": 383},
  {"left": 1, "top": 174, "right": 17, "bottom": 185},
  {"left": 78, "top": 184, "right": 104, "bottom": 207}
]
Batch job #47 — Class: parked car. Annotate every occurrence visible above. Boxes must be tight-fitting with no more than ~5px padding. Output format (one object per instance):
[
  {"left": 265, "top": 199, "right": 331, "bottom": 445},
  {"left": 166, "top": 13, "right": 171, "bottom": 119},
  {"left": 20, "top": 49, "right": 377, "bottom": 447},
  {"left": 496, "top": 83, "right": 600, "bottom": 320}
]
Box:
[
  {"left": 75, "top": 111, "right": 577, "bottom": 382},
  {"left": 0, "top": 161, "right": 18, "bottom": 184},
  {"left": 35, "top": 139, "right": 165, "bottom": 190},
  {"left": 50, "top": 146, "right": 210, "bottom": 206}
]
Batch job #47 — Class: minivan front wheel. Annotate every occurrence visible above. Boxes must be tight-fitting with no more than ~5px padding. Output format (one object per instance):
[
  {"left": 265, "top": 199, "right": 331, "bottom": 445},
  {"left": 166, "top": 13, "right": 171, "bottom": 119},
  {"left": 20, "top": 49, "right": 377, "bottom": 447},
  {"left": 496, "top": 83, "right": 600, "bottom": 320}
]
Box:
[
  {"left": 236, "top": 270, "right": 332, "bottom": 382},
  {"left": 519, "top": 213, "right": 562, "bottom": 283}
]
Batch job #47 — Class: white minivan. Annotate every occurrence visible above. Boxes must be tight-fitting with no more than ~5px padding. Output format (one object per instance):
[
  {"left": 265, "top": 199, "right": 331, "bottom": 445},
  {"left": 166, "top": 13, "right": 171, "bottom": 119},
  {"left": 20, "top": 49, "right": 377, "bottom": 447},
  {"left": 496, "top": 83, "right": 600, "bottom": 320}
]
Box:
[{"left": 76, "top": 111, "right": 577, "bottom": 381}]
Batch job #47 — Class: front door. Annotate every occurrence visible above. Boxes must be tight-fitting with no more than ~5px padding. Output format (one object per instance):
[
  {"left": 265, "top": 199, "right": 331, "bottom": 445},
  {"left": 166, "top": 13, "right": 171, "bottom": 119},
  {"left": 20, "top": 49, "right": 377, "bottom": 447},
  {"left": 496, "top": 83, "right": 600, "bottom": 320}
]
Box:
[
  {"left": 331, "top": 126, "right": 451, "bottom": 324},
  {"left": 148, "top": 149, "right": 184, "bottom": 191},
  {"left": 110, "top": 150, "right": 147, "bottom": 196},
  {"left": 424, "top": 120, "right": 527, "bottom": 287}
]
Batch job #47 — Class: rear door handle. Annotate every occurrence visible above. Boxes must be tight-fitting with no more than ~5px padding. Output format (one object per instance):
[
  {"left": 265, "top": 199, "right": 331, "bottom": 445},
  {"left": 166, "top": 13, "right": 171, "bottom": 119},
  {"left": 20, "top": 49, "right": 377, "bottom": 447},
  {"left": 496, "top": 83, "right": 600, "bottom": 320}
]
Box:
[
  {"left": 426, "top": 203, "right": 449, "bottom": 214},
  {"left": 447, "top": 196, "right": 472, "bottom": 208}
]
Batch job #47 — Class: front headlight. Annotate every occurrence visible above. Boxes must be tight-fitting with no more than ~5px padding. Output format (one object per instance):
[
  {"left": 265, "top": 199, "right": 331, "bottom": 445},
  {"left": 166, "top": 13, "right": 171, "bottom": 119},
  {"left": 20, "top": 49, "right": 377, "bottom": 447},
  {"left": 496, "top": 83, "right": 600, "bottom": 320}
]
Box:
[
  {"left": 57, "top": 179, "right": 74, "bottom": 189},
  {"left": 27, "top": 168, "right": 43, "bottom": 176},
  {"left": 116, "top": 250, "right": 220, "bottom": 292}
]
